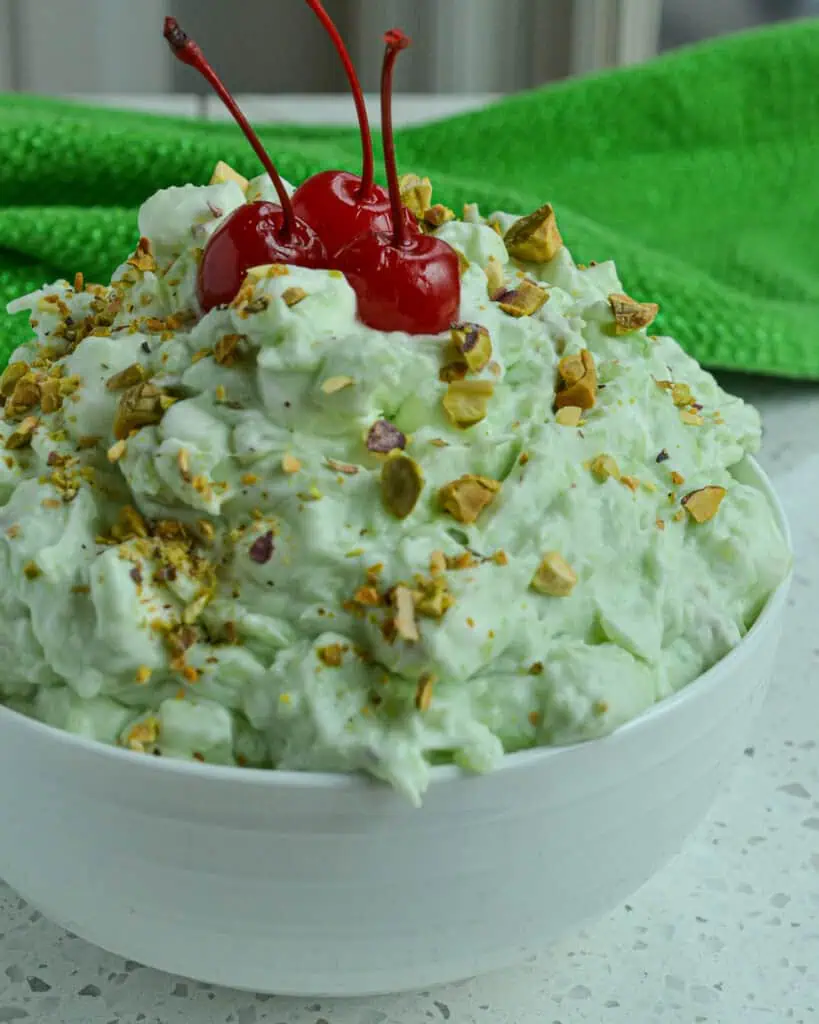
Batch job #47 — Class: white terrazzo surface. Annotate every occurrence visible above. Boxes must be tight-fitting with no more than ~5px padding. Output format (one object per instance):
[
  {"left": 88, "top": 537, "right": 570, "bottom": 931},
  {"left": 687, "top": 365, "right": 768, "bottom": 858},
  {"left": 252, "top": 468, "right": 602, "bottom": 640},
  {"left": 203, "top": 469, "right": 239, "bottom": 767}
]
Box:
[{"left": 1, "top": 96, "right": 818, "bottom": 1024}]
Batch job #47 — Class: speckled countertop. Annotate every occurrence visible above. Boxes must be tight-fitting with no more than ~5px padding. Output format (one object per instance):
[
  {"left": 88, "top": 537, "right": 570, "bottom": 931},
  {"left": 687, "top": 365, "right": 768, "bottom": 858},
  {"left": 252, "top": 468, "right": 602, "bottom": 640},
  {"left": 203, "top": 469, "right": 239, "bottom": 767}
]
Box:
[{"left": 1, "top": 97, "right": 818, "bottom": 1024}]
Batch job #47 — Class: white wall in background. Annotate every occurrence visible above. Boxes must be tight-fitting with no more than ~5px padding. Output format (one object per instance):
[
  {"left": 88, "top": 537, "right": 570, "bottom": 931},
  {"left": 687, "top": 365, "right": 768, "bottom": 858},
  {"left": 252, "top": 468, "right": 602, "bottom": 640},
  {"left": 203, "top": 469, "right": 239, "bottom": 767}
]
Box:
[
  {"left": 0, "top": 0, "right": 667, "bottom": 97},
  {"left": 172, "top": 0, "right": 661, "bottom": 95},
  {"left": 572, "top": 0, "right": 664, "bottom": 77},
  {"left": 350, "top": 0, "right": 573, "bottom": 93},
  {"left": 0, "top": 0, "right": 13, "bottom": 90},
  {"left": 617, "top": 0, "right": 665, "bottom": 67},
  {"left": 9, "top": 0, "right": 171, "bottom": 94}
]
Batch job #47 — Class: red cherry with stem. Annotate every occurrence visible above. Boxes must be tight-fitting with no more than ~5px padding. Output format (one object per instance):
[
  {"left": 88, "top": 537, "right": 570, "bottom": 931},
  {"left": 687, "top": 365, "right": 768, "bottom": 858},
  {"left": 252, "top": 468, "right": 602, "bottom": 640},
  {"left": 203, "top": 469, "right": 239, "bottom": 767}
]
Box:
[
  {"left": 291, "top": 1, "right": 415, "bottom": 257},
  {"left": 163, "top": 17, "right": 327, "bottom": 312},
  {"left": 196, "top": 201, "right": 326, "bottom": 312},
  {"left": 335, "top": 30, "right": 461, "bottom": 336}
]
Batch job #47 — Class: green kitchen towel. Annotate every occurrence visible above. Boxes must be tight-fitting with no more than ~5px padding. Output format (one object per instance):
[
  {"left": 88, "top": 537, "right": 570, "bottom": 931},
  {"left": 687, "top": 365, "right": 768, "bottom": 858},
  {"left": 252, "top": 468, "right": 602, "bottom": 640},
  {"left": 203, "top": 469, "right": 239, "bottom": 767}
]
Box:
[{"left": 2, "top": 18, "right": 819, "bottom": 378}]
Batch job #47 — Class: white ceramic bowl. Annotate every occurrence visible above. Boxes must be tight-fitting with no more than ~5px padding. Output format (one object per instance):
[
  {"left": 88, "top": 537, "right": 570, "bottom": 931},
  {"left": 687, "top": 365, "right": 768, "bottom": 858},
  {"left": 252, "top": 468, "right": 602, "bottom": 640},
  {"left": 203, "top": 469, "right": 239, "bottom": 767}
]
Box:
[{"left": 0, "top": 457, "right": 790, "bottom": 997}]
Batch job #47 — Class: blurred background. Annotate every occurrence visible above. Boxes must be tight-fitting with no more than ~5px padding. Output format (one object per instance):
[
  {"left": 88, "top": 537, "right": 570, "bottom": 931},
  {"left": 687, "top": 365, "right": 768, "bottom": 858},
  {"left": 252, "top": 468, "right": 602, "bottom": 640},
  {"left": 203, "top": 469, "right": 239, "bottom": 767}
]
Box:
[{"left": 0, "top": 0, "right": 817, "bottom": 97}]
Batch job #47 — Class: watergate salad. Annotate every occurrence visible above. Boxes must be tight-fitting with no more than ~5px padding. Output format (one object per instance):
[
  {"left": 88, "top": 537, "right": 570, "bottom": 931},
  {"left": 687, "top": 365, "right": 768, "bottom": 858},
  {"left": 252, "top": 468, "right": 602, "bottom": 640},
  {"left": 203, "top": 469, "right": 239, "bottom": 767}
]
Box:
[{"left": 0, "top": 164, "right": 789, "bottom": 803}]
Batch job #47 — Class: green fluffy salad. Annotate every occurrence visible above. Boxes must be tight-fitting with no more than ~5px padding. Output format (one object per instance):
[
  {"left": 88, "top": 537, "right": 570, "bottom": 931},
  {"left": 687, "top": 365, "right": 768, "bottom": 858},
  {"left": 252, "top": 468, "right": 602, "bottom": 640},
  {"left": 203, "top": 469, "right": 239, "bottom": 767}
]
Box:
[{"left": 0, "top": 167, "right": 790, "bottom": 803}]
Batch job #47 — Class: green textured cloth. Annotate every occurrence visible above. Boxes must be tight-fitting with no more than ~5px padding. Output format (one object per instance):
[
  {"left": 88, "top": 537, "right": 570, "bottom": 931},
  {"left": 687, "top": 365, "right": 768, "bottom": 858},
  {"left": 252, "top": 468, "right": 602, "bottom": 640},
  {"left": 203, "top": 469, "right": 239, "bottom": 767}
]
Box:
[{"left": 2, "top": 19, "right": 819, "bottom": 377}]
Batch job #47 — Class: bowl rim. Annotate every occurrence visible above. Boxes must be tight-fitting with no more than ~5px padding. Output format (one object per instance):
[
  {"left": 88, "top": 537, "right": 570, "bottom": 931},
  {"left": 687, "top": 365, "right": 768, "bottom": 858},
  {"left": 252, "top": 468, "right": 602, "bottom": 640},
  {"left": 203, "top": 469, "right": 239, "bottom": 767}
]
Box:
[{"left": 0, "top": 454, "right": 792, "bottom": 791}]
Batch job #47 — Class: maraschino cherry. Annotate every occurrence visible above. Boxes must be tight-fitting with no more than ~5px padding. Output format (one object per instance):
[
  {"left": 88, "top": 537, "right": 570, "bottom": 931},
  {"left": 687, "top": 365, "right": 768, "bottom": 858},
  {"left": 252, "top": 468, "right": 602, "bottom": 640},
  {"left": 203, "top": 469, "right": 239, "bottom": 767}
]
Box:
[
  {"left": 164, "top": 17, "right": 327, "bottom": 312},
  {"left": 291, "top": 1, "right": 412, "bottom": 258},
  {"left": 336, "top": 30, "right": 461, "bottom": 335}
]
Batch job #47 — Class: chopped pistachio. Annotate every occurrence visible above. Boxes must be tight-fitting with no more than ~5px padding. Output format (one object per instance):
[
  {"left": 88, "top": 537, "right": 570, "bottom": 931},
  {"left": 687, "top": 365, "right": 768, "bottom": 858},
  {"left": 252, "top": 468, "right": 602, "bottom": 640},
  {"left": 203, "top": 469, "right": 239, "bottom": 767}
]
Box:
[
  {"left": 493, "top": 278, "right": 549, "bottom": 318},
  {"left": 446, "top": 551, "right": 478, "bottom": 570},
  {"left": 671, "top": 382, "right": 694, "bottom": 407},
  {"left": 177, "top": 447, "right": 192, "bottom": 482},
  {"left": 242, "top": 296, "right": 270, "bottom": 315},
  {"left": 282, "top": 453, "right": 302, "bottom": 474},
  {"left": 4, "top": 415, "right": 38, "bottom": 450},
  {"left": 282, "top": 286, "right": 308, "bottom": 307},
  {"left": 325, "top": 457, "right": 358, "bottom": 475},
  {"left": 424, "top": 204, "right": 455, "bottom": 228},
  {"left": 414, "top": 575, "right": 454, "bottom": 618},
  {"left": 209, "top": 160, "right": 249, "bottom": 191},
  {"left": 366, "top": 419, "right": 406, "bottom": 455},
  {"left": 197, "top": 519, "right": 215, "bottom": 545},
  {"left": 317, "top": 643, "right": 345, "bottom": 667},
  {"left": 39, "top": 378, "right": 62, "bottom": 414},
  {"left": 353, "top": 584, "right": 381, "bottom": 607},
  {"left": 589, "top": 454, "right": 620, "bottom": 482},
  {"left": 670, "top": 470, "right": 685, "bottom": 486},
  {"left": 113, "top": 382, "right": 166, "bottom": 440},
  {"left": 182, "top": 590, "right": 212, "bottom": 625},
  {"left": 23, "top": 560, "right": 41, "bottom": 580},
  {"left": 503, "top": 203, "right": 563, "bottom": 263},
  {"left": 555, "top": 406, "right": 583, "bottom": 427},
  {"left": 530, "top": 551, "right": 577, "bottom": 597},
  {"left": 393, "top": 585, "right": 420, "bottom": 641},
  {"left": 560, "top": 354, "right": 589, "bottom": 386},
  {"left": 415, "top": 672, "right": 435, "bottom": 712},
  {"left": 429, "top": 550, "right": 447, "bottom": 576},
  {"left": 107, "top": 439, "right": 127, "bottom": 463},
  {"left": 127, "top": 237, "right": 157, "bottom": 274},
  {"left": 105, "top": 363, "right": 146, "bottom": 391},
  {"left": 243, "top": 263, "right": 290, "bottom": 285},
  {"left": 116, "top": 505, "right": 149, "bottom": 539},
  {"left": 484, "top": 255, "right": 505, "bottom": 295},
  {"left": 439, "top": 361, "right": 469, "bottom": 383},
  {"left": 296, "top": 486, "right": 323, "bottom": 502},
  {"left": 438, "top": 474, "right": 500, "bottom": 524},
  {"left": 0, "top": 362, "right": 28, "bottom": 398},
  {"left": 621, "top": 475, "right": 640, "bottom": 492},
  {"left": 442, "top": 379, "right": 494, "bottom": 429},
  {"left": 321, "top": 375, "right": 354, "bottom": 395},
  {"left": 7, "top": 374, "right": 41, "bottom": 414},
  {"left": 555, "top": 349, "right": 597, "bottom": 410},
  {"left": 125, "top": 716, "right": 160, "bottom": 752},
  {"left": 214, "top": 333, "right": 242, "bottom": 366},
  {"left": 398, "top": 173, "right": 433, "bottom": 220},
  {"left": 381, "top": 453, "right": 424, "bottom": 519},
  {"left": 682, "top": 485, "right": 726, "bottom": 524},
  {"left": 609, "top": 292, "right": 659, "bottom": 334},
  {"left": 450, "top": 322, "right": 492, "bottom": 372}
]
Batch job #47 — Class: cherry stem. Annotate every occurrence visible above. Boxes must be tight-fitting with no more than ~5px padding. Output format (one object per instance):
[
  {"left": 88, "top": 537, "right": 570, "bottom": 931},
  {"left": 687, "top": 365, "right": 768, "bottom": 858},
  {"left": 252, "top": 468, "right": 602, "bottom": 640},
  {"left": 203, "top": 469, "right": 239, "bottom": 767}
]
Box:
[
  {"left": 381, "top": 30, "right": 411, "bottom": 248},
  {"left": 304, "top": 0, "right": 374, "bottom": 197},
  {"left": 163, "top": 16, "right": 294, "bottom": 237}
]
